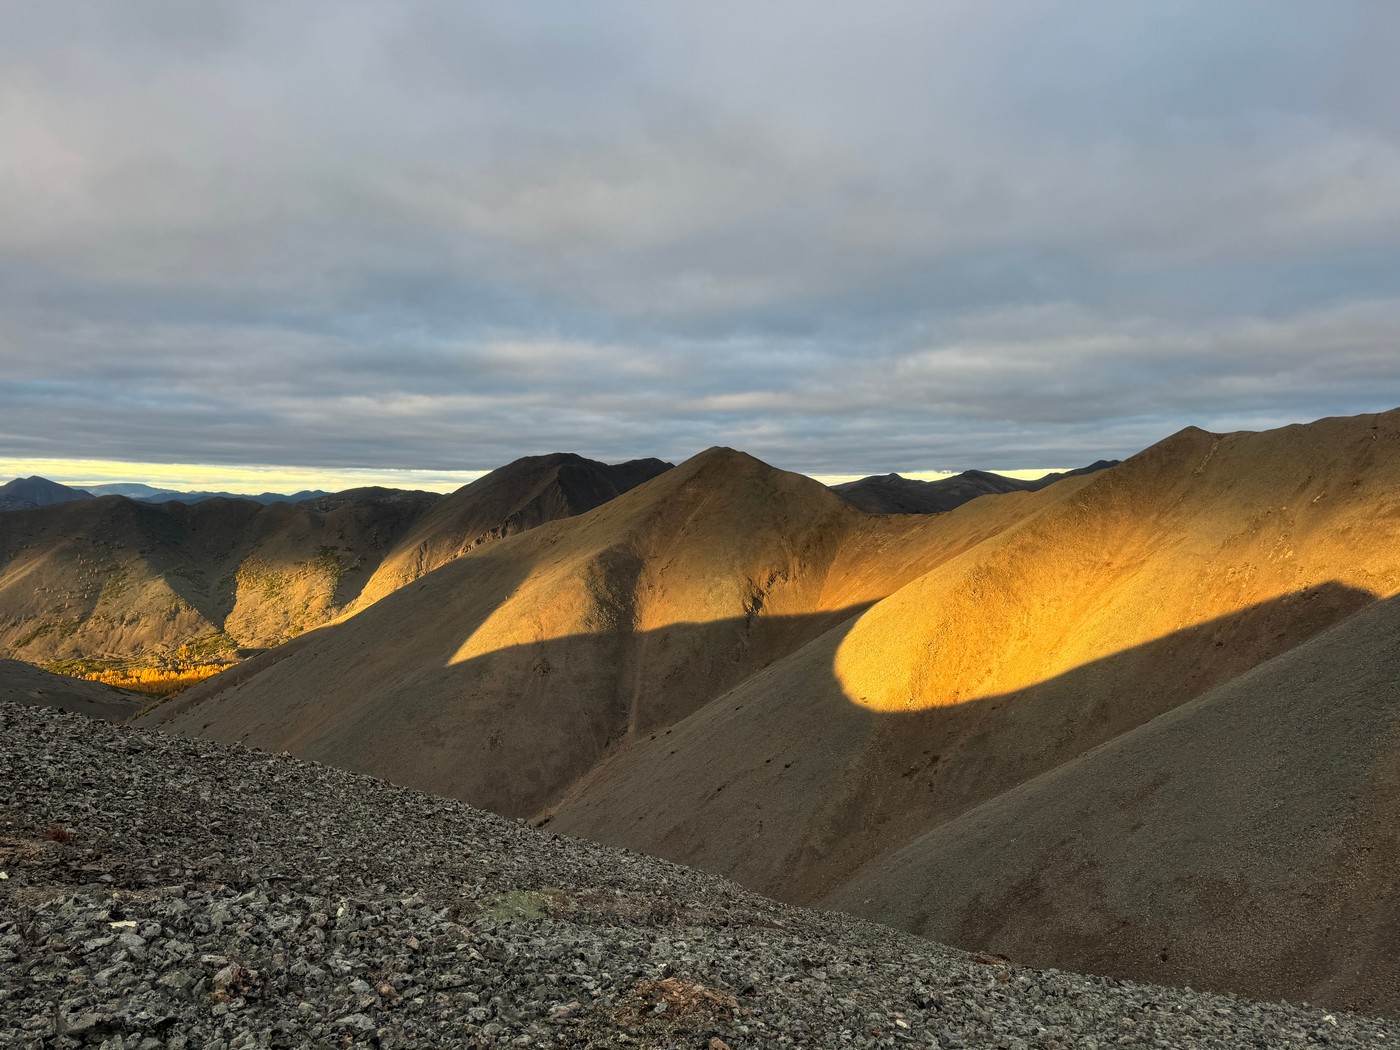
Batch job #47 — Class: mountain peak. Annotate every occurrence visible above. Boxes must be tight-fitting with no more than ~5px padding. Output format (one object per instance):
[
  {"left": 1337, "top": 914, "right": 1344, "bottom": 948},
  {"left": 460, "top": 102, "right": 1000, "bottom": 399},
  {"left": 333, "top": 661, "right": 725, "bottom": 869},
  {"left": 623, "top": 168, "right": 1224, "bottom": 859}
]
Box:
[{"left": 0, "top": 475, "right": 94, "bottom": 512}]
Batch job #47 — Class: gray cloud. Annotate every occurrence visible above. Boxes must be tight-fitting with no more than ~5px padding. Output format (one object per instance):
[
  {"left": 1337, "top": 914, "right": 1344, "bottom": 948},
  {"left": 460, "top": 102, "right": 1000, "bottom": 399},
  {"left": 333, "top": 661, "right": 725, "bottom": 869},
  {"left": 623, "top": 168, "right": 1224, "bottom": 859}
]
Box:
[{"left": 1, "top": 1, "right": 1399, "bottom": 476}]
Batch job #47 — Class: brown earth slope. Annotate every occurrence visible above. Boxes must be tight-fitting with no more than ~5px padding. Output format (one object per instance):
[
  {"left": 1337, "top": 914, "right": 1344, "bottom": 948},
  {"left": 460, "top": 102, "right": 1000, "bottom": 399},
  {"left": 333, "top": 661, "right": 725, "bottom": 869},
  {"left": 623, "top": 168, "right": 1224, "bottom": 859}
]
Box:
[
  {"left": 826, "top": 591, "right": 1400, "bottom": 1016},
  {"left": 141, "top": 448, "right": 1046, "bottom": 817},
  {"left": 0, "top": 658, "right": 141, "bottom": 721},
  {"left": 546, "top": 410, "right": 1400, "bottom": 975}
]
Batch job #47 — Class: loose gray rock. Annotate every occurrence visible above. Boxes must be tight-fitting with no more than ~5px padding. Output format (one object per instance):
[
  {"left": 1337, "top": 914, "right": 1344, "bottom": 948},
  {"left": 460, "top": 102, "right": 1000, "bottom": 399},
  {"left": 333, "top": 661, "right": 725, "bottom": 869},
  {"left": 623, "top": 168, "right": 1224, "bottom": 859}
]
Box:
[{"left": 0, "top": 702, "right": 1394, "bottom": 1048}]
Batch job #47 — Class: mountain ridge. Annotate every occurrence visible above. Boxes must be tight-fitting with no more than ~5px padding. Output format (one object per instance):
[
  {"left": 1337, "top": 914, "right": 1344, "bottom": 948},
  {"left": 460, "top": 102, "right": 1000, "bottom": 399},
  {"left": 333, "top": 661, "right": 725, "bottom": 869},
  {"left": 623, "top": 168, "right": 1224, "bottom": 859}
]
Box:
[{"left": 78, "top": 482, "right": 336, "bottom": 505}]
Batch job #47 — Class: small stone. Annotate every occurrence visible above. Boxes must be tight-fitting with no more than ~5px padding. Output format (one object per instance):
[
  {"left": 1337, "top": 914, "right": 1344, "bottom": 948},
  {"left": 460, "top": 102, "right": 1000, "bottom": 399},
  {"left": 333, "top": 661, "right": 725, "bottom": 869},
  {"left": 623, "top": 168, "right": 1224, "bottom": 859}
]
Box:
[
  {"left": 157, "top": 970, "right": 196, "bottom": 992},
  {"left": 63, "top": 1011, "right": 103, "bottom": 1034}
]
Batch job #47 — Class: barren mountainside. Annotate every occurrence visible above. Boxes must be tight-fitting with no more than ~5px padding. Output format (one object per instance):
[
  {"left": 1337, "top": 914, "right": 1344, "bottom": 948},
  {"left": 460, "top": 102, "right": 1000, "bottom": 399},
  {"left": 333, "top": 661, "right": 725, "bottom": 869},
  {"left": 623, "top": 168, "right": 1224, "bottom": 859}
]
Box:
[
  {"left": 142, "top": 407, "right": 1400, "bottom": 1015},
  {"left": 826, "top": 590, "right": 1400, "bottom": 1015},
  {"left": 142, "top": 449, "right": 940, "bottom": 816},
  {"left": 548, "top": 409, "right": 1400, "bottom": 1013},
  {"left": 0, "top": 488, "right": 440, "bottom": 670}
]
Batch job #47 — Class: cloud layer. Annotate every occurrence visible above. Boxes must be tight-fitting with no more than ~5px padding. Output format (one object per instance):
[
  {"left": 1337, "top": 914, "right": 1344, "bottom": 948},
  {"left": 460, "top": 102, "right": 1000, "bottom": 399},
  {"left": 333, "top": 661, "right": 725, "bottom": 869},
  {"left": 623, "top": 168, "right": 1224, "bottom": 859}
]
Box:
[{"left": 3, "top": 2, "right": 1399, "bottom": 474}]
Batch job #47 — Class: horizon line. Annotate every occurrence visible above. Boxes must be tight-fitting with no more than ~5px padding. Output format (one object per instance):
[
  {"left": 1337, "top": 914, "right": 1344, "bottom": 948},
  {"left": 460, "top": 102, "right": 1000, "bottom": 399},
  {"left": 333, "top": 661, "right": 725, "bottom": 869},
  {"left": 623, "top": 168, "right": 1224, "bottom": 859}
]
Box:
[{"left": 0, "top": 456, "right": 1080, "bottom": 496}]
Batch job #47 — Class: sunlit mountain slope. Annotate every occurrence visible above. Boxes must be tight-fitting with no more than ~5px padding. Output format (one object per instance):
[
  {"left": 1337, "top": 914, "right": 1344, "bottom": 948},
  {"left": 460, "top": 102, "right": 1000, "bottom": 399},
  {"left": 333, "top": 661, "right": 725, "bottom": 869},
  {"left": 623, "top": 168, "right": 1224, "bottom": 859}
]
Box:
[
  {"left": 549, "top": 410, "right": 1400, "bottom": 938},
  {"left": 0, "top": 489, "right": 439, "bottom": 671},
  {"left": 827, "top": 591, "right": 1400, "bottom": 1016},
  {"left": 0, "top": 455, "right": 665, "bottom": 683}
]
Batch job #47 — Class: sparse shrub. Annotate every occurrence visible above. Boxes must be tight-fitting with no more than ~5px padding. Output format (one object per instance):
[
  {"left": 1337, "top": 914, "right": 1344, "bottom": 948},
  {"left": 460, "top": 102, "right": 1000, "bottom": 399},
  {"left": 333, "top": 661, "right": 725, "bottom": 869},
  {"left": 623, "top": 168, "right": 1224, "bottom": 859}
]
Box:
[{"left": 44, "top": 825, "right": 70, "bottom": 844}]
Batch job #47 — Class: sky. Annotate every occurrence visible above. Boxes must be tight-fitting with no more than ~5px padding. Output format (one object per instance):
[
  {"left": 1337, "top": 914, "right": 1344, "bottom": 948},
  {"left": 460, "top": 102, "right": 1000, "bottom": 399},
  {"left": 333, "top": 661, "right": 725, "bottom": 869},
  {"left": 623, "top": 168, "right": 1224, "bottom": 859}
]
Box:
[{"left": 2, "top": 2, "right": 1399, "bottom": 489}]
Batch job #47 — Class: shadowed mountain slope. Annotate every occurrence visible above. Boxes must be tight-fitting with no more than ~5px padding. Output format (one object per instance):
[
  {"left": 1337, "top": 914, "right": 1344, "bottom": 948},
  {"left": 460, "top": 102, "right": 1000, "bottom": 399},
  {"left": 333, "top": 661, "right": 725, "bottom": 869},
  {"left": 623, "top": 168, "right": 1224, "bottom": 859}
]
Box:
[
  {"left": 349, "top": 453, "right": 673, "bottom": 611},
  {"left": 0, "top": 658, "right": 141, "bottom": 722},
  {"left": 827, "top": 592, "right": 1400, "bottom": 1016},
  {"left": 831, "top": 459, "right": 1119, "bottom": 514},
  {"left": 0, "top": 476, "right": 94, "bottom": 513},
  {"left": 0, "top": 489, "right": 440, "bottom": 668}
]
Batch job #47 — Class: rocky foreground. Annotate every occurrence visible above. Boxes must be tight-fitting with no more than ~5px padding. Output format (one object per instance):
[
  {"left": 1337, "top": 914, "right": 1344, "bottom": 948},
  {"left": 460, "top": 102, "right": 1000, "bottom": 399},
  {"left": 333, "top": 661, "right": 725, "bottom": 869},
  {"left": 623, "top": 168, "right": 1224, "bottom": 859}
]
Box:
[{"left": 0, "top": 704, "right": 1392, "bottom": 1049}]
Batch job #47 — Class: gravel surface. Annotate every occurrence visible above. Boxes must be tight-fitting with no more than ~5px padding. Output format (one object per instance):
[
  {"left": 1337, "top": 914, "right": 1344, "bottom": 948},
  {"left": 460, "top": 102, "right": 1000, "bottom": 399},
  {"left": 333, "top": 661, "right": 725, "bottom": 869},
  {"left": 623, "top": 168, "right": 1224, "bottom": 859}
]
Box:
[{"left": 1, "top": 702, "right": 1392, "bottom": 1049}]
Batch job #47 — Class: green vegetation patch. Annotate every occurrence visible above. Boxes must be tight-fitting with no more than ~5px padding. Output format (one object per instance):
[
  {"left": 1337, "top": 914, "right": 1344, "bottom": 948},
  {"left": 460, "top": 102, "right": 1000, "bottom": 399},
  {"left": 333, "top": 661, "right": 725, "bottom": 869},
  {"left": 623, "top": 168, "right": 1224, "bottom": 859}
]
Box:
[
  {"left": 175, "top": 631, "right": 239, "bottom": 663},
  {"left": 98, "top": 563, "right": 130, "bottom": 604},
  {"left": 311, "top": 545, "right": 347, "bottom": 589},
  {"left": 235, "top": 559, "right": 287, "bottom": 600},
  {"left": 42, "top": 656, "right": 115, "bottom": 677},
  {"left": 15, "top": 619, "right": 82, "bottom": 648}
]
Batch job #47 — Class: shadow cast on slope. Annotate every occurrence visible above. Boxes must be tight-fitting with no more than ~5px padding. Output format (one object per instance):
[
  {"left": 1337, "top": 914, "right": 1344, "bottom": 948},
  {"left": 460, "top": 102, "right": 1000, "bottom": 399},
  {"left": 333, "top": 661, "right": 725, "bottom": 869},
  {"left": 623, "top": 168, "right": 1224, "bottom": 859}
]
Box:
[
  {"left": 546, "top": 580, "right": 1378, "bottom": 908},
  {"left": 147, "top": 544, "right": 878, "bottom": 821},
  {"left": 828, "top": 589, "right": 1400, "bottom": 1018},
  {"left": 159, "top": 570, "right": 1378, "bottom": 890}
]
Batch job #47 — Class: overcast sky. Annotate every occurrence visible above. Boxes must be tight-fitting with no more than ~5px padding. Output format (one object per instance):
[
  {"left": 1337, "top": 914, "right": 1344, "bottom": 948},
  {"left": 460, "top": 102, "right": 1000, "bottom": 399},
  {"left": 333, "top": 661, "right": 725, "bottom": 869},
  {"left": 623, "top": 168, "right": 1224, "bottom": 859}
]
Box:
[{"left": 2, "top": 2, "right": 1399, "bottom": 484}]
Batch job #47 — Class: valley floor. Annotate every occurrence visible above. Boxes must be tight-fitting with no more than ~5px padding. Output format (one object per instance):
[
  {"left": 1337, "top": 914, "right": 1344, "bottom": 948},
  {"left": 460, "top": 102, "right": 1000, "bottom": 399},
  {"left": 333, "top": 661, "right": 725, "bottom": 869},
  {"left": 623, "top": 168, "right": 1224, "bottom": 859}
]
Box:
[{"left": 1, "top": 702, "right": 1392, "bottom": 1049}]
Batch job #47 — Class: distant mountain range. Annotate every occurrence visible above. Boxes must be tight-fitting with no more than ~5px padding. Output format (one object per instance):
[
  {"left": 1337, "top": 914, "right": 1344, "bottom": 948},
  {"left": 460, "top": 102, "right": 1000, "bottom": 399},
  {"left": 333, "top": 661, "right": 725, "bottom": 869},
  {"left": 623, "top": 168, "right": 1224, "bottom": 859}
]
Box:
[
  {"left": 0, "top": 476, "right": 338, "bottom": 510},
  {"left": 79, "top": 482, "right": 334, "bottom": 504},
  {"left": 831, "top": 459, "right": 1120, "bottom": 514},
  {"left": 2, "top": 459, "right": 1119, "bottom": 516}
]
